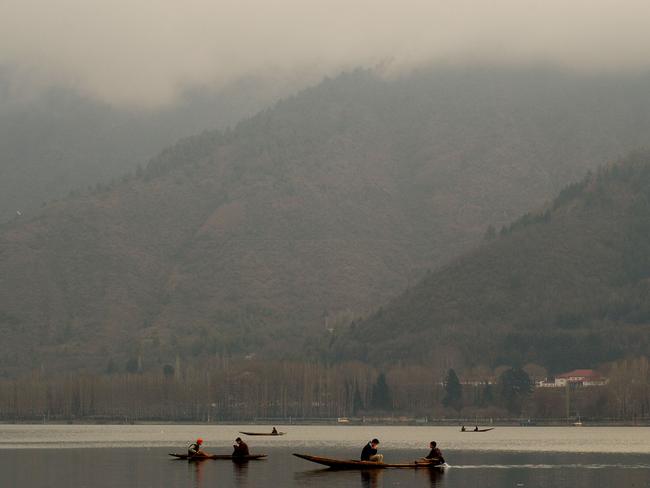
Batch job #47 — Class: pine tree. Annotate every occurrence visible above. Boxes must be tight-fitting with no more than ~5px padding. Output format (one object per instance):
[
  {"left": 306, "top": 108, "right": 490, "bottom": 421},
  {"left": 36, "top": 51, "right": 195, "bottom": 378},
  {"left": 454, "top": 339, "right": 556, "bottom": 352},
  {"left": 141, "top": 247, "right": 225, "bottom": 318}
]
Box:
[
  {"left": 498, "top": 367, "right": 533, "bottom": 414},
  {"left": 442, "top": 368, "right": 463, "bottom": 411},
  {"left": 371, "top": 373, "right": 393, "bottom": 411}
]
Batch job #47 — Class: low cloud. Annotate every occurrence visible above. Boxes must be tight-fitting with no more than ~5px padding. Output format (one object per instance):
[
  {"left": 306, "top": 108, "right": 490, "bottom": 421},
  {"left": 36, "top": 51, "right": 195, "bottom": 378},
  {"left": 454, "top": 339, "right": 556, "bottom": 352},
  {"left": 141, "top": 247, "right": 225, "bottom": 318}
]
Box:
[{"left": 2, "top": 0, "right": 650, "bottom": 106}]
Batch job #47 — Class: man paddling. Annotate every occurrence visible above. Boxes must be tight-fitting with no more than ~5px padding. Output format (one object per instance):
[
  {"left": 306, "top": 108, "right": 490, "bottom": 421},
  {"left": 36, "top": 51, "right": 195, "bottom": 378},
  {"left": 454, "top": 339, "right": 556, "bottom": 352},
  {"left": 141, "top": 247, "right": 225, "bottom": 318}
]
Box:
[
  {"left": 417, "top": 441, "right": 445, "bottom": 464},
  {"left": 188, "top": 438, "right": 207, "bottom": 458},
  {"left": 360, "top": 438, "right": 383, "bottom": 463},
  {"left": 232, "top": 437, "right": 250, "bottom": 457}
]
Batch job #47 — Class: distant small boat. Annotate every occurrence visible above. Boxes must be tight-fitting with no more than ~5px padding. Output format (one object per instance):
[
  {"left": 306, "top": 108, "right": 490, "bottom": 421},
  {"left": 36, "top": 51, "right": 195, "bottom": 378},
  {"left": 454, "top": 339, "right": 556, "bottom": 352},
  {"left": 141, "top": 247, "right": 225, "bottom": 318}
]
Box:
[
  {"left": 461, "top": 427, "right": 494, "bottom": 432},
  {"left": 337, "top": 417, "right": 350, "bottom": 423},
  {"left": 239, "top": 431, "right": 286, "bottom": 436},
  {"left": 293, "top": 453, "right": 447, "bottom": 470},
  {"left": 169, "top": 453, "right": 267, "bottom": 461}
]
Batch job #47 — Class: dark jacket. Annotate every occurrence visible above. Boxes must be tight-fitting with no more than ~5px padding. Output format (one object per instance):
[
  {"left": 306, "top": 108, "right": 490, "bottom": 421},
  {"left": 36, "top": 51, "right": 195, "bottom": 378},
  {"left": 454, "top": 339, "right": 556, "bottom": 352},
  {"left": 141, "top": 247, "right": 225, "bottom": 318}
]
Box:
[
  {"left": 232, "top": 441, "right": 250, "bottom": 457},
  {"left": 188, "top": 443, "right": 202, "bottom": 456},
  {"left": 426, "top": 447, "right": 444, "bottom": 463},
  {"left": 360, "top": 443, "right": 377, "bottom": 461}
]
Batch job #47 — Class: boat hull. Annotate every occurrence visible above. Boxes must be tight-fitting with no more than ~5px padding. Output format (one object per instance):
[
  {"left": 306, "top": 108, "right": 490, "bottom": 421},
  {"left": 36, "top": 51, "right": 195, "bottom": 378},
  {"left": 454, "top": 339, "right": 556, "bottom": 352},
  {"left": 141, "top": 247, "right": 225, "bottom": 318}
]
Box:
[
  {"left": 169, "top": 453, "right": 267, "bottom": 461},
  {"left": 239, "top": 431, "right": 286, "bottom": 436},
  {"left": 292, "top": 453, "right": 446, "bottom": 470}
]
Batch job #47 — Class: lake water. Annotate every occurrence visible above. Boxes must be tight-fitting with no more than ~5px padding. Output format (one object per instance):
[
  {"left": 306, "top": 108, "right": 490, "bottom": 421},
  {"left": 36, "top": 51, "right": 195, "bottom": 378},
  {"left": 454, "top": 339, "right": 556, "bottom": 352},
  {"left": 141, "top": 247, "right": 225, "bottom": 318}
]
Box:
[{"left": 2, "top": 425, "right": 650, "bottom": 487}]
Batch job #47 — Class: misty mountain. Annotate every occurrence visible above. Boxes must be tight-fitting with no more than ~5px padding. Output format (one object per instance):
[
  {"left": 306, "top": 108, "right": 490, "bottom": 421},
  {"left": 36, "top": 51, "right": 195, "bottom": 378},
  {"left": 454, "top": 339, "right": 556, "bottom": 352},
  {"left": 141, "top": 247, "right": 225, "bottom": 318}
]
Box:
[
  {"left": 336, "top": 152, "right": 650, "bottom": 373},
  {"left": 0, "top": 66, "right": 302, "bottom": 222},
  {"left": 2, "top": 66, "right": 650, "bottom": 375}
]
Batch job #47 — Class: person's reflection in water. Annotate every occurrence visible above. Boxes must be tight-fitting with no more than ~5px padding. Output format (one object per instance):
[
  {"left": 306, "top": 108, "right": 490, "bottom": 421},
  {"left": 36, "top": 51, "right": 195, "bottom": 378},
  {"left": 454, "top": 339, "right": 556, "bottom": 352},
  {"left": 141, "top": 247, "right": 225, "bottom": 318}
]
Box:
[
  {"left": 189, "top": 458, "right": 207, "bottom": 488},
  {"left": 423, "top": 466, "right": 444, "bottom": 486},
  {"left": 360, "top": 470, "right": 382, "bottom": 488},
  {"left": 232, "top": 459, "right": 249, "bottom": 487}
]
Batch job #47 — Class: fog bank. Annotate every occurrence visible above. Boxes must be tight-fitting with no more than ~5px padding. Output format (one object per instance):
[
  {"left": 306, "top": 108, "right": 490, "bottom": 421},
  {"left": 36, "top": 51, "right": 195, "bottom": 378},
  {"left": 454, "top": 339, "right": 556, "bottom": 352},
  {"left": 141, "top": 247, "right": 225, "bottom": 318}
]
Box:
[{"left": 2, "top": 0, "right": 650, "bottom": 106}]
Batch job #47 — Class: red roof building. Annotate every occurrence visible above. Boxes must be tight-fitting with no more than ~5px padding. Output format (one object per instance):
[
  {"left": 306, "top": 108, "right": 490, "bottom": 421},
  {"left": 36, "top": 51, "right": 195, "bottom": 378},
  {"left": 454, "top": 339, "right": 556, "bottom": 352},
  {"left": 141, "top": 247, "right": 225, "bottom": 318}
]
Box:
[{"left": 553, "top": 369, "right": 607, "bottom": 387}]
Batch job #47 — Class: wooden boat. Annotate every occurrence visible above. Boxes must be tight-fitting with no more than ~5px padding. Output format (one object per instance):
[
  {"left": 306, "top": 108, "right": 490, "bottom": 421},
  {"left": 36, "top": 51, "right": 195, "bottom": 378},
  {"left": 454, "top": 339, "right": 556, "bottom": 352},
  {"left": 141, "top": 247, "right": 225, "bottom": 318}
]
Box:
[
  {"left": 292, "top": 453, "right": 446, "bottom": 470},
  {"left": 461, "top": 427, "right": 494, "bottom": 432},
  {"left": 239, "top": 431, "right": 286, "bottom": 436},
  {"left": 169, "top": 453, "right": 267, "bottom": 461}
]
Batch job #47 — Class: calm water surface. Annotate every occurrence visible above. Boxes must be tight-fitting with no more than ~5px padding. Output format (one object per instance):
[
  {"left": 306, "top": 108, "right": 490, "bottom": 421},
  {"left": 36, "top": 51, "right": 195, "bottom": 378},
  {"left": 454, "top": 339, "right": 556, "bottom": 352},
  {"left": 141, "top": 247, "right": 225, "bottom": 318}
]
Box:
[{"left": 1, "top": 425, "right": 650, "bottom": 487}]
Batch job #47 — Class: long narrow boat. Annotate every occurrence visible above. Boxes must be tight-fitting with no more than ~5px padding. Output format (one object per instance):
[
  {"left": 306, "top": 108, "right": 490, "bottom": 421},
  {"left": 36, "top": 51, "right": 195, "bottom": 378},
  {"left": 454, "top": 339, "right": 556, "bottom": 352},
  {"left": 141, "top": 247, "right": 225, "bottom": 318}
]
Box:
[
  {"left": 239, "top": 431, "right": 286, "bottom": 436},
  {"left": 461, "top": 428, "right": 494, "bottom": 432},
  {"left": 293, "top": 453, "right": 446, "bottom": 470},
  {"left": 169, "top": 453, "right": 267, "bottom": 461}
]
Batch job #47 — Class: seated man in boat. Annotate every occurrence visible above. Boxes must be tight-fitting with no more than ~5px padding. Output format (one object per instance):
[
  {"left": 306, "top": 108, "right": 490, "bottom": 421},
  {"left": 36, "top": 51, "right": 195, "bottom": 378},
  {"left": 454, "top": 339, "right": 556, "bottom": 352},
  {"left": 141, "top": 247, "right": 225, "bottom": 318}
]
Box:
[
  {"left": 271, "top": 427, "right": 278, "bottom": 434},
  {"left": 188, "top": 438, "right": 207, "bottom": 457},
  {"left": 417, "top": 441, "right": 445, "bottom": 464},
  {"left": 232, "top": 437, "right": 250, "bottom": 457},
  {"left": 473, "top": 426, "right": 479, "bottom": 432},
  {"left": 360, "top": 438, "right": 383, "bottom": 463},
  {"left": 461, "top": 425, "right": 466, "bottom": 432}
]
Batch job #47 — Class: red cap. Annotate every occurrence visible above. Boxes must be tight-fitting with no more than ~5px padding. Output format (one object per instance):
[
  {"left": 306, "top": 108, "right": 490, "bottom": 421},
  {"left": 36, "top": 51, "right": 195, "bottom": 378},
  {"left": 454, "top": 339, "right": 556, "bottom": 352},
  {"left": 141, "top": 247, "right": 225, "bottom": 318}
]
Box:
[{"left": 197, "top": 438, "right": 203, "bottom": 444}]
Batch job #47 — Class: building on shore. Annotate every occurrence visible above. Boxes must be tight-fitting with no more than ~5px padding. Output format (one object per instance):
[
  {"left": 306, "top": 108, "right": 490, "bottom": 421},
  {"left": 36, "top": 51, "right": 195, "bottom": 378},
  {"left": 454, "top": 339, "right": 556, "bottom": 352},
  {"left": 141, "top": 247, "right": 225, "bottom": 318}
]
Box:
[{"left": 536, "top": 369, "right": 608, "bottom": 388}]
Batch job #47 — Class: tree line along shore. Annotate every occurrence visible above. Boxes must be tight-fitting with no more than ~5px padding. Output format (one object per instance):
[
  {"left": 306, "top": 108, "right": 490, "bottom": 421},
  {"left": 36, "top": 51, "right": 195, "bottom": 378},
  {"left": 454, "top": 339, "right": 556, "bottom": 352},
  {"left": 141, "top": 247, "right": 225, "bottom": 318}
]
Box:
[{"left": 1, "top": 357, "right": 649, "bottom": 422}]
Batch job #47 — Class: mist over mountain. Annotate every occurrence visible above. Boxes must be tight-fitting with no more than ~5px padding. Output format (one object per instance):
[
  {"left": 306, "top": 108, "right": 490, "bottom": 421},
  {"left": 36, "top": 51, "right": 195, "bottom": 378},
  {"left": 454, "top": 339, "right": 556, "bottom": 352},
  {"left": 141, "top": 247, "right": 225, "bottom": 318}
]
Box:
[
  {"left": 4, "top": 0, "right": 650, "bottom": 106},
  {"left": 2, "top": 66, "right": 650, "bottom": 375},
  {"left": 337, "top": 152, "right": 650, "bottom": 373},
  {"left": 0, "top": 66, "right": 306, "bottom": 222}
]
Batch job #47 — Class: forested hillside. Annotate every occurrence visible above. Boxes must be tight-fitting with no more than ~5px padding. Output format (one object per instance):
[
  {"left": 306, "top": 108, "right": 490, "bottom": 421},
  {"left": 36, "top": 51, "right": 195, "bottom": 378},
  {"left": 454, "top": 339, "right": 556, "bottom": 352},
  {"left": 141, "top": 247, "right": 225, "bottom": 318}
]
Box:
[
  {"left": 2, "top": 66, "right": 650, "bottom": 375},
  {"left": 336, "top": 152, "right": 650, "bottom": 373},
  {"left": 0, "top": 67, "right": 298, "bottom": 222}
]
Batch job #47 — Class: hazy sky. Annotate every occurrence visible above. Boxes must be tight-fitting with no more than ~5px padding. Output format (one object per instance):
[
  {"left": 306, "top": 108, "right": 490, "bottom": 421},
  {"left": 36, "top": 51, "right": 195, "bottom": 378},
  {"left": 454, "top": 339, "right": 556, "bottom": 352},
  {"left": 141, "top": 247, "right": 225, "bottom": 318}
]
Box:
[{"left": 2, "top": 0, "right": 650, "bottom": 106}]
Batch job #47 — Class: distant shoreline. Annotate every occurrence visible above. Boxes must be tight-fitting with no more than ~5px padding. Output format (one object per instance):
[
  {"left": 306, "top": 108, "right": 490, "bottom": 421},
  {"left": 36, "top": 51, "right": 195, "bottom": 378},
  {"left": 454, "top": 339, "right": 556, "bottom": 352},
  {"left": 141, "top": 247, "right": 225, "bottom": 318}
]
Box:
[{"left": 2, "top": 418, "right": 649, "bottom": 427}]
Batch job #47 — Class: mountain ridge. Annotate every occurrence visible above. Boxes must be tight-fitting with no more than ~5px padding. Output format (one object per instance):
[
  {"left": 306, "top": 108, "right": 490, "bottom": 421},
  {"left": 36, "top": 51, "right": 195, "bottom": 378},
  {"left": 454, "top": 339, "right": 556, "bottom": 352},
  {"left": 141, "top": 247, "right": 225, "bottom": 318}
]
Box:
[
  {"left": 336, "top": 152, "right": 650, "bottom": 372},
  {"left": 3, "top": 67, "right": 650, "bottom": 375}
]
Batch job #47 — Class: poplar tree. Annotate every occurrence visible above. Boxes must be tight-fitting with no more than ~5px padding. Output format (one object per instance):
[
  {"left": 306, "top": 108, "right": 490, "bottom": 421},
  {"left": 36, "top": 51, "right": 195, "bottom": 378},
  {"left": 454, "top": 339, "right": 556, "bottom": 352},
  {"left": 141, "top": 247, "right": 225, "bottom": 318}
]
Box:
[{"left": 443, "top": 368, "right": 463, "bottom": 411}]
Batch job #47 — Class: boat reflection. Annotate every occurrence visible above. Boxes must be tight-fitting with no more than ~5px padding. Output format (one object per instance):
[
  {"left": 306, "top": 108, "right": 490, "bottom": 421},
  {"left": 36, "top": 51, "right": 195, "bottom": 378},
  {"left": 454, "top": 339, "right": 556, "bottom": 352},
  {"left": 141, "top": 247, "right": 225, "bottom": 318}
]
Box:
[
  {"left": 360, "top": 469, "right": 382, "bottom": 487},
  {"left": 423, "top": 466, "right": 444, "bottom": 486},
  {"left": 295, "top": 467, "right": 441, "bottom": 487},
  {"left": 232, "top": 459, "right": 249, "bottom": 486},
  {"left": 294, "top": 468, "right": 380, "bottom": 486}
]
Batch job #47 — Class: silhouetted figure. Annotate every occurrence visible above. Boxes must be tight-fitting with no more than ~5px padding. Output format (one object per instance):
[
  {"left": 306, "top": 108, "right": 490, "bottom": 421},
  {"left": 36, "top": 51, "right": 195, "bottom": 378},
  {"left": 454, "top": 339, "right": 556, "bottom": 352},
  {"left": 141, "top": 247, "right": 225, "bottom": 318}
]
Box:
[
  {"left": 360, "top": 438, "right": 384, "bottom": 463},
  {"left": 232, "top": 437, "right": 250, "bottom": 457}
]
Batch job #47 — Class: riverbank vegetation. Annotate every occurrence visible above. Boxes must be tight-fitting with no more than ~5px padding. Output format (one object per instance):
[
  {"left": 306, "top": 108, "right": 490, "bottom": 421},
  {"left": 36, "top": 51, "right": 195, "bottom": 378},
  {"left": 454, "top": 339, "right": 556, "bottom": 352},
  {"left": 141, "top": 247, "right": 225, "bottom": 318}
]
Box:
[{"left": 2, "top": 356, "right": 650, "bottom": 422}]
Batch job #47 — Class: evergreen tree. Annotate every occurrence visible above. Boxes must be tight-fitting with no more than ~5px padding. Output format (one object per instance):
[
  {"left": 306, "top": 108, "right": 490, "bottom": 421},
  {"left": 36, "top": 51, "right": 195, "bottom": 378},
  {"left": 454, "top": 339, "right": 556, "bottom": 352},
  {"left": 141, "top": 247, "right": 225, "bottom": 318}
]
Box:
[
  {"left": 371, "top": 373, "right": 393, "bottom": 411},
  {"left": 498, "top": 367, "right": 533, "bottom": 414},
  {"left": 163, "top": 364, "right": 175, "bottom": 378},
  {"left": 481, "top": 382, "right": 494, "bottom": 407},
  {"left": 442, "top": 368, "right": 463, "bottom": 411},
  {"left": 125, "top": 357, "right": 139, "bottom": 374}
]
